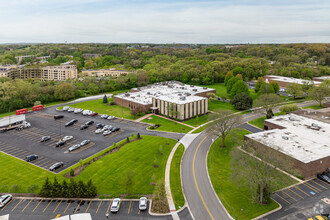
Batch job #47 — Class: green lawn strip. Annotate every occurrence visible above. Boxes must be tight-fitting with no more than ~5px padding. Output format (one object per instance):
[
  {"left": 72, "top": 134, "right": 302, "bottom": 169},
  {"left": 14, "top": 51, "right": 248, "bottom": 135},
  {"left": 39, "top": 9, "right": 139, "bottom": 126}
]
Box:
[
  {"left": 75, "top": 135, "right": 176, "bottom": 195},
  {"left": 248, "top": 112, "right": 286, "bottom": 129},
  {"left": 183, "top": 114, "right": 212, "bottom": 127},
  {"left": 207, "top": 128, "right": 296, "bottom": 219},
  {"left": 170, "top": 144, "right": 185, "bottom": 209},
  {"left": 302, "top": 104, "right": 324, "bottom": 110},
  {"left": 57, "top": 99, "right": 143, "bottom": 120},
  {"left": 208, "top": 100, "right": 238, "bottom": 112},
  {"left": 142, "top": 115, "right": 192, "bottom": 133}
]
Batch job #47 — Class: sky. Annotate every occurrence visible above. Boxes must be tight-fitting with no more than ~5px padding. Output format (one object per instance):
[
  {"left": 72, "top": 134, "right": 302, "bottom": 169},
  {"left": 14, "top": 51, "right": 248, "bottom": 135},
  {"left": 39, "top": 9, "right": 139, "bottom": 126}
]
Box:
[{"left": 0, "top": 0, "right": 329, "bottom": 44}]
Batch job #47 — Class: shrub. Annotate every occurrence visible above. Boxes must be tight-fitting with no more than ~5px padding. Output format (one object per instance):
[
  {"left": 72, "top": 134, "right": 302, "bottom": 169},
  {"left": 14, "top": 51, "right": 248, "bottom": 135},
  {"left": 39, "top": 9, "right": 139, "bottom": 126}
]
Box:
[
  {"left": 230, "top": 93, "right": 253, "bottom": 110},
  {"left": 279, "top": 104, "right": 299, "bottom": 113},
  {"left": 27, "top": 184, "right": 39, "bottom": 193},
  {"left": 137, "top": 133, "right": 141, "bottom": 139},
  {"left": 126, "top": 137, "right": 130, "bottom": 143},
  {"left": 103, "top": 95, "right": 108, "bottom": 103},
  {"left": 70, "top": 169, "right": 75, "bottom": 177},
  {"left": 10, "top": 184, "right": 22, "bottom": 193}
]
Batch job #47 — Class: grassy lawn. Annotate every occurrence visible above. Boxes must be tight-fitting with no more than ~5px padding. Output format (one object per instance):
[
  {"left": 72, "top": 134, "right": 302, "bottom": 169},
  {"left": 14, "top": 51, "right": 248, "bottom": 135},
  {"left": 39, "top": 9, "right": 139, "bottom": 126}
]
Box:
[
  {"left": 76, "top": 135, "right": 176, "bottom": 195},
  {"left": 302, "top": 104, "right": 324, "bottom": 110},
  {"left": 58, "top": 99, "right": 142, "bottom": 120},
  {"left": 249, "top": 112, "right": 286, "bottom": 129},
  {"left": 142, "top": 115, "right": 193, "bottom": 133},
  {"left": 208, "top": 100, "right": 238, "bottom": 112},
  {"left": 208, "top": 128, "right": 297, "bottom": 220},
  {"left": 170, "top": 144, "right": 185, "bottom": 210}
]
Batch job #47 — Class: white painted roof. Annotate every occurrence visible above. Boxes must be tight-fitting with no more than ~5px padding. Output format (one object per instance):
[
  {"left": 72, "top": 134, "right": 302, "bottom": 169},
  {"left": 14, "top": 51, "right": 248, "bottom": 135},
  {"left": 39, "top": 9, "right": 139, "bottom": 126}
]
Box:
[
  {"left": 70, "top": 213, "right": 92, "bottom": 220},
  {"left": 265, "top": 75, "right": 321, "bottom": 85},
  {"left": 0, "top": 215, "right": 9, "bottom": 220},
  {"left": 246, "top": 113, "right": 330, "bottom": 163},
  {"left": 114, "top": 82, "right": 213, "bottom": 105}
]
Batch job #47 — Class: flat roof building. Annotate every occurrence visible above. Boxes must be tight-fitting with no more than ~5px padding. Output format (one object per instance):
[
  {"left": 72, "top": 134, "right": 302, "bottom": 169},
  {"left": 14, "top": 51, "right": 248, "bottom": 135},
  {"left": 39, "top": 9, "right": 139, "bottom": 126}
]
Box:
[
  {"left": 313, "top": 76, "right": 330, "bottom": 82},
  {"left": 245, "top": 111, "right": 330, "bottom": 179},
  {"left": 264, "top": 75, "right": 321, "bottom": 88},
  {"left": 81, "top": 68, "right": 131, "bottom": 78},
  {"left": 113, "top": 81, "right": 216, "bottom": 119}
]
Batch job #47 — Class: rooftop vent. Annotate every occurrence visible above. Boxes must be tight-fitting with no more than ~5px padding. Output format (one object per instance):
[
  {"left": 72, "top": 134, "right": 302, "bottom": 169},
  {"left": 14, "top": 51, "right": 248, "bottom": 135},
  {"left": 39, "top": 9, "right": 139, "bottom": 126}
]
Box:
[
  {"left": 203, "top": 87, "right": 207, "bottom": 90},
  {"left": 311, "top": 123, "right": 320, "bottom": 130},
  {"left": 180, "top": 96, "right": 186, "bottom": 101},
  {"left": 147, "top": 92, "right": 151, "bottom": 95},
  {"left": 125, "top": 93, "right": 130, "bottom": 97},
  {"left": 289, "top": 116, "right": 295, "bottom": 121},
  {"left": 193, "top": 89, "right": 197, "bottom": 92},
  {"left": 190, "top": 85, "right": 195, "bottom": 87},
  {"left": 282, "top": 136, "right": 289, "bottom": 140},
  {"left": 178, "top": 94, "right": 182, "bottom": 96}
]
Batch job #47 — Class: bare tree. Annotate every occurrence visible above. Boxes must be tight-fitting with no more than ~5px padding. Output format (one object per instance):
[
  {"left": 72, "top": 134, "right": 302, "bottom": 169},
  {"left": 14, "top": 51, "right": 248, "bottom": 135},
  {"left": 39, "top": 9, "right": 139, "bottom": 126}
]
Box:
[
  {"left": 207, "top": 110, "right": 242, "bottom": 147},
  {"left": 308, "top": 81, "right": 330, "bottom": 107},
  {"left": 255, "top": 94, "right": 282, "bottom": 119}
]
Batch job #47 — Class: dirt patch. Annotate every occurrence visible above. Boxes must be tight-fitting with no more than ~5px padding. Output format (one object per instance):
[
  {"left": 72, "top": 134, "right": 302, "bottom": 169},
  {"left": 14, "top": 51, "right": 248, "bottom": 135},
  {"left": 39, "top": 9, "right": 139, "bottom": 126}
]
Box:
[
  {"left": 158, "top": 153, "right": 163, "bottom": 155},
  {"left": 153, "top": 165, "right": 159, "bottom": 168},
  {"left": 63, "top": 138, "right": 142, "bottom": 178}
]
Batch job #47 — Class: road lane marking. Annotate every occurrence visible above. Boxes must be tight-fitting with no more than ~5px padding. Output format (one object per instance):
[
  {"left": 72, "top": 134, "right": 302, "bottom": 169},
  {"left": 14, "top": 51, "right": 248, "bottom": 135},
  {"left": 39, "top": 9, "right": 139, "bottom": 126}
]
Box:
[
  {"left": 106, "top": 200, "right": 112, "bottom": 214},
  {"left": 96, "top": 200, "right": 102, "bottom": 214},
  {"left": 274, "top": 193, "right": 291, "bottom": 204},
  {"left": 282, "top": 191, "right": 297, "bottom": 201},
  {"left": 53, "top": 200, "right": 62, "bottom": 213},
  {"left": 74, "top": 200, "right": 82, "bottom": 214},
  {"left": 22, "top": 200, "right": 33, "bottom": 212},
  {"left": 193, "top": 133, "right": 214, "bottom": 220},
  {"left": 138, "top": 209, "right": 140, "bottom": 214},
  {"left": 311, "top": 180, "right": 328, "bottom": 189},
  {"left": 288, "top": 188, "right": 304, "bottom": 199},
  {"left": 11, "top": 199, "right": 23, "bottom": 212},
  {"left": 64, "top": 201, "right": 72, "bottom": 214},
  {"left": 294, "top": 186, "right": 310, "bottom": 197},
  {"left": 85, "top": 200, "right": 92, "bottom": 213},
  {"left": 33, "top": 199, "right": 43, "bottom": 212},
  {"left": 43, "top": 200, "right": 53, "bottom": 213},
  {"left": 128, "top": 200, "right": 132, "bottom": 214},
  {"left": 0, "top": 199, "right": 13, "bottom": 212}
]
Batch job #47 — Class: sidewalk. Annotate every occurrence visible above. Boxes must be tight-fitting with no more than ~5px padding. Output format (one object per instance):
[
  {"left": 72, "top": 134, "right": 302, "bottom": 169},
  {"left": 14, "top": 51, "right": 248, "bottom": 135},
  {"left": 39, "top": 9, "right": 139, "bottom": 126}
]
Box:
[{"left": 135, "top": 113, "right": 153, "bottom": 122}]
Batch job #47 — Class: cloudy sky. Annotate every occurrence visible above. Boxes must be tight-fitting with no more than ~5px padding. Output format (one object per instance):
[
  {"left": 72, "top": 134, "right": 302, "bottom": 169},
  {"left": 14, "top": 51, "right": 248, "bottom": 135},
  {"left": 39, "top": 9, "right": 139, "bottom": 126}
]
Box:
[{"left": 0, "top": 0, "right": 329, "bottom": 44}]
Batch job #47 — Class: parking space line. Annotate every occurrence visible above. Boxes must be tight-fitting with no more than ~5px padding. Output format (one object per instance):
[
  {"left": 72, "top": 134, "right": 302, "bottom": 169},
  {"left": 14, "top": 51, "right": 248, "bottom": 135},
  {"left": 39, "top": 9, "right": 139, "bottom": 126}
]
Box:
[
  {"left": 282, "top": 191, "right": 298, "bottom": 201},
  {"left": 315, "top": 179, "right": 330, "bottom": 186},
  {"left": 294, "top": 186, "right": 310, "bottom": 197},
  {"left": 311, "top": 180, "right": 328, "bottom": 189},
  {"left": 304, "top": 182, "right": 321, "bottom": 192},
  {"left": 74, "top": 200, "right": 82, "bottom": 214},
  {"left": 85, "top": 200, "right": 92, "bottom": 213},
  {"left": 32, "top": 199, "right": 43, "bottom": 212},
  {"left": 106, "top": 200, "right": 112, "bottom": 214},
  {"left": 64, "top": 201, "right": 72, "bottom": 214},
  {"left": 53, "top": 200, "right": 62, "bottom": 213},
  {"left": 0, "top": 199, "right": 14, "bottom": 212},
  {"left": 96, "top": 201, "right": 102, "bottom": 214},
  {"left": 22, "top": 199, "right": 33, "bottom": 212},
  {"left": 138, "top": 210, "right": 140, "bottom": 214},
  {"left": 274, "top": 193, "right": 291, "bottom": 204},
  {"left": 303, "top": 182, "right": 320, "bottom": 193},
  {"left": 11, "top": 199, "right": 23, "bottom": 212},
  {"left": 43, "top": 200, "right": 53, "bottom": 213},
  {"left": 128, "top": 200, "right": 132, "bottom": 214},
  {"left": 288, "top": 188, "right": 304, "bottom": 199}
]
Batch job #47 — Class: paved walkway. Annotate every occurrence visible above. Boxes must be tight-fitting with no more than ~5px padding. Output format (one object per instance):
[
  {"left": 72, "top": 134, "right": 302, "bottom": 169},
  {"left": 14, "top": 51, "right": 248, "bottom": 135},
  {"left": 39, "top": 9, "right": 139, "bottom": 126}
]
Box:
[{"left": 135, "top": 113, "right": 153, "bottom": 122}]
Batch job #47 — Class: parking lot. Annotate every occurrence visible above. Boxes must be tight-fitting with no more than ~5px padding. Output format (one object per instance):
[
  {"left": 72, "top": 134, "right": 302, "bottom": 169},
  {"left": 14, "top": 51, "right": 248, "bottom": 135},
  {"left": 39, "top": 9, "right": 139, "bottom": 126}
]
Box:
[{"left": 0, "top": 198, "right": 175, "bottom": 220}]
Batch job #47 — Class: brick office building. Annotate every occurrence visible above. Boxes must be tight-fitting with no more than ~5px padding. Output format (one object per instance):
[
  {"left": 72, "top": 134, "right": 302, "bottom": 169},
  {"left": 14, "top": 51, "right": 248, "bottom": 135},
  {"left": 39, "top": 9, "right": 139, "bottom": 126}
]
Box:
[
  {"left": 113, "top": 81, "right": 216, "bottom": 119},
  {"left": 245, "top": 112, "right": 330, "bottom": 179}
]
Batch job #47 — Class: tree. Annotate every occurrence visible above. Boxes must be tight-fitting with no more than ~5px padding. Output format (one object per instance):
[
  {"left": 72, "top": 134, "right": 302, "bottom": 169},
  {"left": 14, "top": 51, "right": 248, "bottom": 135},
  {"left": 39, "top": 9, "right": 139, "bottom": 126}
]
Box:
[
  {"left": 309, "top": 83, "right": 330, "bottom": 106},
  {"left": 270, "top": 81, "right": 280, "bottom": 93},
  {"left": 224, "top": 72, "right": 234, "bottom": 86},
  {"left": 258, "top": 83, "right": 275, "bottom": 95},
  {"left": 39, "top": 177, "right": 52, "bottom": 197},
  {"left": 69, "top": 179, "right": 77, "bottom": 198},
  {"left": 206, "top": 110, "right": 242, "bottom": 147},
  {"left": 230, "top": 80, "right": 249, "bottom": 96},
  {"left": 231, "top": 93, "right": 253, "bottom": 110},
  {"left": 279, "top": 104, "right": 299, "bottom": 113},
  {"left": 301, "top": 79, "right": 314, "bottom": 96},
  {"left": 86, "top": 180, "right": 97, "bottom": 198},
  {"left": 103, "top": 95, "right": 108, "bottom": 103},
  {"left": 52, "top": 177, "right": 62, "bottom": 198},
  {"left": 255, "top": 77, "right": 265, "bottom": 93},
  {"left": 61, "top": 180, "right": 70, "bottom": 198},
  {"left": 286, "top": 83, "right": 303, "bottom": 99},
  {"left": 226, "top": 76, "right": 242, "bottom": 94},
  {"left": 255, "top": 94, "right": 282, "bottom": 119},
  {"left": 54, "top": 83, "right": 75, "bottom": 101}
]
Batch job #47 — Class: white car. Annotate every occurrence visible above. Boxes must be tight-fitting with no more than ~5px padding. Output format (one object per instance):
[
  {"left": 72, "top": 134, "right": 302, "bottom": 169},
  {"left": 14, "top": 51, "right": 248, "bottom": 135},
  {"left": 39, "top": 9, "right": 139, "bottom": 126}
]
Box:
[
  {"left": 107, "top": 116, "right": 115, "bottom": 120},
  {"left": 0, "top": 194, "right": 12, "bottom": 208},
  {"left": 63, "top": 106, "right": 70, "bottom": 111},
  {"left": 68, "top": 144, "right": 81, "bottom": 152},
  {"left": 95, "top": 128, "right": 104, "bottom": 134},
  {"left": 101, "top": 114, "right": 109, "bottom": 119},
  {"left": 74, "top": 108, "right": 83, "bottom": 114},
  {"left": 111, "top": 198, "right": 121, "bottom": 212},
  {"left": 68, "top": 107, "right": 74, "bottom": 112},
  {"left": 103, "top": 130, "right": 112, "bottom": 136},
  {"left": 139, "top": 197, "right": 147, "bottom": 210},
  {"left": 83, "top": 110, "right": 93, "bottom": 116},
  {"left": 62, "top": 136, "right": 73, "bottom": 141}
]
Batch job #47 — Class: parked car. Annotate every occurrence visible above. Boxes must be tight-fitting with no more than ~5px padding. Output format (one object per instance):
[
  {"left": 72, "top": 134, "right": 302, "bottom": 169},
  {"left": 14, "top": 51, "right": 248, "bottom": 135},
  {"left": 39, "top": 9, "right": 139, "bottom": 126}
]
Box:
[
  {"left": 95, "top": 123, "right": 105, "bottom": 129},
  {"left": 74, "top": 108, "right": 83, "bottom": 114},
  {"left": 67, "top": 107, "right": 74, "bottom": 112},
  {"left": 104, "top": 125, "right": 112, "bottom": 129},
  {"left": 62, "top": 106, "right": 70, "bottom": 111},
  {"left": 317, "top": 173, "right": 330, "bottom": 184},
  {"left": 62, "top": 136, "right": 73, "bottom": 141},
  {"left": 40, "top": 136, "right": 51, "bottom": 142},
  {"left": 49, "top": 162, "right": 64, "bottom": 171},
  {"left": 80, "top": 124, "right": 89, "bottom": 130},
  {"left": 91, "top": 112, "right": 98, "bottom": 116},
  {"left": 65, "top": 119, "right": 78, "bottom": 127},
  {"left": 68, "top": 144, "right": 81, "bottom": 152},
  {"left": 25, "top": 154, "right": 38, "bottom": 162},
  {"left": 95, "top": 128, "right": 104, "bottom": 134},
  {"left": 82, "top": 110, "right": 93, "bottom": 116},
  {"left": 112, "top": 127, "right": 120, "bottom": 132},
  {"left": 139, "top": 197, "right": 147, "bottom": 210},
  {"left": 54, "top": 115, "right": 64, "bottom": 120},
  {"left": 107, "top": 116, "right": 115, "bottom": 120},
  {"left": 85, "top": 121, "right": 94, "bottom": 126},
  {"left": 55, "top": 140, "right": 66, "bottom": 147},
  {"left": 111, "top": 198, "right": 121, "bottom": 212},
  {"left": 0, "top": 194, "right": 12, "bottom": 208},
  {"left": 80, "top": 139, "right": 91, "bottom": 146},
  {"left": 101, "top": 114, "right": 109, "bottom": 119},
  {"left": 103, "top": 130, "right": 112, "bottom": 136}
]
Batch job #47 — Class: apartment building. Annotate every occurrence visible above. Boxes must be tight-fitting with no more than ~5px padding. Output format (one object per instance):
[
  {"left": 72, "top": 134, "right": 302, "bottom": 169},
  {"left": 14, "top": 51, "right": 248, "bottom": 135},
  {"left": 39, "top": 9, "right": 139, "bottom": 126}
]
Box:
[{"left": 81, "top": 68, "right": 131, "bottom": 78}]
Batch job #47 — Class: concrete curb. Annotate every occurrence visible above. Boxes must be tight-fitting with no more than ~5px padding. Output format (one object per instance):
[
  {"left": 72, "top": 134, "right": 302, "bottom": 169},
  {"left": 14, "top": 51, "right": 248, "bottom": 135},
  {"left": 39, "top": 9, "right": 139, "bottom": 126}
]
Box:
[{"left": 252, "top": 199, "right": 282, "bottom": 220}]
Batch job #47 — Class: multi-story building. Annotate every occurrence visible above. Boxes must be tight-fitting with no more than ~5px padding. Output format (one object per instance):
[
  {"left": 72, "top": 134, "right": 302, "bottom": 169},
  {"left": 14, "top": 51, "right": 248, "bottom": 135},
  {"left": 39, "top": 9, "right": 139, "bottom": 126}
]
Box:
[
  {"left": 264, "top": 75, "right": 321, "bottom": 88},
  {"left": 81, "top": 68, "right": 131, "bottom": 78},
  {"left": 15, "top": 55, "right": 35, "bottom": 63},
  {"left": 0, "top": 65, "right": 18, "bottom": 77},
  {"left": 113, "top": 81, "right": 216, "bottom": 119}
]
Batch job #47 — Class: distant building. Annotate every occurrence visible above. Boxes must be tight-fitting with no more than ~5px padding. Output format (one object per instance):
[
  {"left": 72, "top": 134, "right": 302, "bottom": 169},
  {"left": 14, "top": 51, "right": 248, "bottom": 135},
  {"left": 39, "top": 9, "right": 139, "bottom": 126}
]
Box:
[
  {"left": 81, "top": 68, "right": 131, "bottom": 78},
  {"left": 313, "top": 76, "right": 330, "bottom": 82},
  {"left": 245, "top": 109, "right": 330, "bottom": 179},
  {"left": 15, "top": 55, "right": 35, "bottom": 63},
  {"left": 113, "top": 81, "right": 216, "bottom": 119},
  {"left": 83, "top": 53, "right": 101, "bottom": 58},
  {"left": 264, "top": 75, "right": 321, "bottom": 88},
  {"left": 0, "top": 65, "right": 18, "bottom": 77}
]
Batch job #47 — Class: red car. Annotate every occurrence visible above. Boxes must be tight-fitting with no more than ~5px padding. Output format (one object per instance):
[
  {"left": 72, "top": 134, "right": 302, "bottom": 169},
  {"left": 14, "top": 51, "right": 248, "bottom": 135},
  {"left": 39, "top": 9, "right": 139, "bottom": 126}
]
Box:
[{"left": 91, "top": 112, "right": 98, "bottom": 116}]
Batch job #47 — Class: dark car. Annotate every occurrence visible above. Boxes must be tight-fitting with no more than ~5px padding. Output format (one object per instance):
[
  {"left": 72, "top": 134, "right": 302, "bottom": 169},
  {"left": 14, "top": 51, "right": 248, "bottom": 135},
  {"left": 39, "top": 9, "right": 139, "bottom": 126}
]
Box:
[
  {"left": 91, "top": 112, "right": 98, "bottom": 116},
  {"left": 113, "top": 127, "right": 120, "bottom": 132},
  {"left": 317, "top": 173, "right": 330, "bottom": 184},
  {"left": 85, "top": 121, "right": 94, "bottom": 126},
  {"left": 95, "top": 123, "right": 105, "bottom": 129},
  {"left": 54, "top": 115, "right": 64, "bottom": 120},
  {"left": 49, "top": 162, "right": 64, "bottom": 171},
  {"left": 25, "top": 154, "right": 38, "bottom": 162},
  {"left": 40, "top": 136, "right": 51, "bottom": 142},
  {"left": 80, "top": 139, "right": 91, "bottom": 146},
  {"left": 55, "top": 140, "right": 66, "bottom": 147},
  {"left": 65, "top": 119, "right": 78, "bottom": 127},
  {"left": 80, "top": 124, "right": 89, "bottom": 130}
]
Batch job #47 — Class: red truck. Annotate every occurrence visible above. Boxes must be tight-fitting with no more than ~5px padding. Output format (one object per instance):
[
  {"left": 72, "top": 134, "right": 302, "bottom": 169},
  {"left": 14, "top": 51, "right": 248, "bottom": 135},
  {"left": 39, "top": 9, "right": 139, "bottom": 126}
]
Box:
[
  {"left": 32, "top": 105, "right": 44, "bottom": 111},
  {"left": 15, "top": 108, "right": 28, "bottom": 115}
]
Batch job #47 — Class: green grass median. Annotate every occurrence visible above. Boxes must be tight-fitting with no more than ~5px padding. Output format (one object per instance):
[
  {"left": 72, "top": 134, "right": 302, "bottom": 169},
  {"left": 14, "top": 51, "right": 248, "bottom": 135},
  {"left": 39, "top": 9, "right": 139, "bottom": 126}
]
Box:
[
  {"left": 170, "top": 144, "right": 185, "bottom": 209},
  {"left": 142, "top": 115, "right": 193, "bottom": 133},
  {"left": 248, "top": 112, "right": 286, "bottom": 129}
]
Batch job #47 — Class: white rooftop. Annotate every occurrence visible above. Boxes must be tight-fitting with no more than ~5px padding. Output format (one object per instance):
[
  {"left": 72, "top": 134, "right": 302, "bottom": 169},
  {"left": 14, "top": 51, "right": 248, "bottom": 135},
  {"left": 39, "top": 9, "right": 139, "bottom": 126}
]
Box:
[
  {"left": 114, "top": 82, "right": 213, "bottom": 105},
  {"left": 265, "top": 75, "right": 321, "bottom": 85},
  {"left": 246, "top": 113, "right": 330, "bottom": 163}
]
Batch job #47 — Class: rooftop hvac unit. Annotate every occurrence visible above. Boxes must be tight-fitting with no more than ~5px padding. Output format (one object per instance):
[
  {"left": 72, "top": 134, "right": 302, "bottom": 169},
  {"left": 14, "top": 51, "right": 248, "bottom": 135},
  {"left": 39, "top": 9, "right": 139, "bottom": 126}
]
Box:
[
  {"left": 190, "top": 85, "right": 194, "bottom": 87},
  {"left": 125, "top": 93, "right": 130, "bottom": 97},
  {"left": 203, "top": 87, "right": 207, "bottom": 90},
  {"left": 180, "top": 96, "right": 186, "bottom": 100},
  {"left": 178, "top": 94, "right": 182, "bottom": 96},
  {"left": 147, "top": 92, "right": 151, "bottom": 95},
  {"left": 289, "top": 116, "right": 295, "bottom": 121},
  {"left": 193, "top": 89, "right": 197, "bottom": 92},
  {"left": 185, "top": 93, "right": 191, "bottom": 96},
  {"left": 311, "top": 123, "right": 319, "bottom": 129},
  {"left": 282, "top": 136, "right": 289, "bottom": 140}
]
